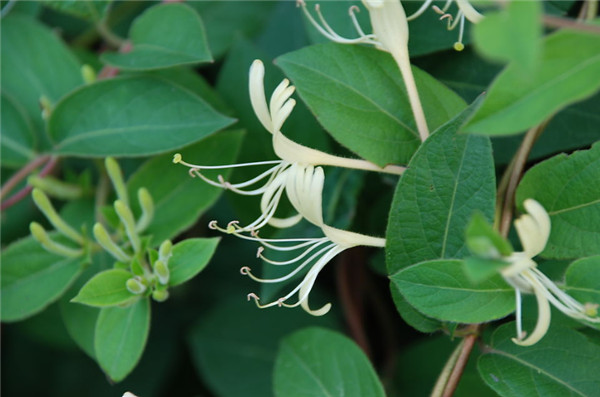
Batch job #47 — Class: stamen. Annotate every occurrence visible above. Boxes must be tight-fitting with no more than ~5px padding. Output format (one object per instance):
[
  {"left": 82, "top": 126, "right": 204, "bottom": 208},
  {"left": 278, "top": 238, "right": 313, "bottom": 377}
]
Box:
[
  {"left": 406, "top": 0, "right": 434, "bottom": 21},
  {"left": 259, "top": 240, "right": 331, "bottom": 265},
  {"left": 454, "top": 14, "right": 466, "bottom": 51}
]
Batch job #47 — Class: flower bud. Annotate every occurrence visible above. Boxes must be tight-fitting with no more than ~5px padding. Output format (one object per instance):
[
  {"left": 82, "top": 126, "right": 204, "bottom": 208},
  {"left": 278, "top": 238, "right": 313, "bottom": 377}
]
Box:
[
  {"left": 135, "top": 188, "right": 154, "bottom": 233},
  {"left": 153, "top": 260, "right": 170, "bottom": 285},
  {"left": 105, "top": 157, "right": 129, "bottom": 206},
  {"left": 81, "top": 64, "right": 96, "bottom": 84},
  {"left": 158, "top": 240, "right": 172, "bottom": 262},
  {"left": 114, "top": 200, "right": 141, "bottom": 253},
  {"left": 28, "top": 175, "right": 82, "bottom": 200},
  {"left": 30, "top": 222, "right": 83, "bottom": 258},
  {"left": 32, "top": 188, "right": 84, "bottom": 244},
  {"left": 152, "top": 289, "right": 169, "bottom": 302},
  {"left": 126, "top": 277, "right": 147, "bottom": 295},
  {"left": 93, "top": 222, "right": 131, "bottom": 262}
]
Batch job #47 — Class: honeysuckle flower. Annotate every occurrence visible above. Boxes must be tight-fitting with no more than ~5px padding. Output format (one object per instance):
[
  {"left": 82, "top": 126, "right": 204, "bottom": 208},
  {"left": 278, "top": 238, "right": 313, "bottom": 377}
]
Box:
[
  {"left": 298, "top": 0, "right": 429, "bottom": 141},
  {"left": 228, "top": 163, "right": 385, "bottom": 316},
  {"left": 174, "top": 60, "right": 405, "bottom": 235},
  {"left": 501, "top": 199, "right": 600, "bottom": 346}
]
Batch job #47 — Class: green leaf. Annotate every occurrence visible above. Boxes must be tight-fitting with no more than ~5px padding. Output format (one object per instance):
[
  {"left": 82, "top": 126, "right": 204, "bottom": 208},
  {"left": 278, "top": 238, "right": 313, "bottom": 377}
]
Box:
[
  {"left": 1, "top": 14, "right": 83, "bottom": 145},
  {"left": 95, "top": 298, "right": 150, "bottom": 382},
  {"left": 564, "top": 256, "right": 600, "bottom": 325},
  {"left": 71, "top": 269, "right": 136, "bottom": 307},
  {"left": 48, "top": 76, "right": 235, "bottom": 157},
  {"left": 274, "top": 327, "right": 385, "bottom": 397},
  {"left": 516, "top": 143, "right": 600, "bottom": 259},
  {"left": 101, "top": 4, "right": 212, "bottom": 70},
  {"left": 390, "top": 259, "right": 514, "bottom": 323},
  {"left": 168, "top": 238, "right": 219, "bottom": 287},
  {"left": 1, "top": 93, "right": 36, "bottom": 168},
  {"left": 386, "top": 105, "right": 496, "bottom": 273},
  {"left": 126, "top": 129, "right": 244, "bottom": 243},
  {"left": 463, "top": 30, "right": 600, "bottom": 136},
  {"left": 466, "top": 212, "right": 513, "bottom": 257},
  {"left": 464, "top": 257, "right": 510, "bottom": 285},
  {"left": 473, "top": 1, "right": 542, "bottom": 73},
  {"left": 478, "top": 323, "right": 600, "bottom": 396},
  {"left": 390, "top": 286, "right": 442, "bottom": 333},
  {"left": 1, "top": 235, "right": 84, "bottom": 322},
  {"left": 41, "top": 0, "right": 111, "bottom": 21},
  {"left": 188, "top": 1, "right": 277, "bottom": 59},
  {"left": 188, "top": 297, "right": 338, "bottom": 397},
  {"left": 276, "top": 43, "right": 466, "bottom": 166}
]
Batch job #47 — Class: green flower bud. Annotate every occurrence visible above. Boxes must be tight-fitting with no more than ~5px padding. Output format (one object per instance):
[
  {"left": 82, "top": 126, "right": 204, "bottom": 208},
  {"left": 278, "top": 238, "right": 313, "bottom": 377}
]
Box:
[
  {"left": 153, "top": 259, "right": 170, "bottom": 285},
  {"left": 93, "top": 222, "right": 131, "bottom": 262},
  {"left": 152, "top": 289, "right": 169, "bottom": 302},
  {"left": 135, "top": 188, "right": 154, "bottom": 233},
  {"left": 28, "top": 175, "right": 82, "bottom": 200},
  {"left": 30, "top": 222, "right": 83, "bottom": 258},
  {"left": 32, "top": 188, "right": 84, "bottom": 244},
  {"left": 81, "top": 64, "right": 96, "bottom": 84},
  {"left": 114, "top": 200, "right": 141, "bottom": 253},
  {"left": 158, "top": 240, "right": 172, "bottom": 262},
  {"left": 126, "top": 277, "right": 147, "bottom": 295},
  {"left": 105, "top": 157, "right": 128, "bottom": 206}
]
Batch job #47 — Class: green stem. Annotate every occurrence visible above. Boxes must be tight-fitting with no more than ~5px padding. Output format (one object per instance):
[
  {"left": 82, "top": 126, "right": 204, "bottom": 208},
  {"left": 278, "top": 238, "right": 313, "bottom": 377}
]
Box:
[{"left": 95, "top": 19, "right": 125, "bottom": 48}]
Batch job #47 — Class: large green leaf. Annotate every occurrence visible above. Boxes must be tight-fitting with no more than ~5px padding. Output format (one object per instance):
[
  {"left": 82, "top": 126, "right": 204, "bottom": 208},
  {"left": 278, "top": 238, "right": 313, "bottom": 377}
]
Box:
[
  {"left": 516, "top": 143, "right": 600, "bottom": 259},
  {"left": 391, "top": 260, "right": 514, "bottom": 323},
  {"left": 126, "top": 129, "right": 244, "bottom": 244},
  {"left": 386, "top": 105, "right": 495, "bottom": 273},
  {"left": 463, "top": 30, "right": 600, "bottom": 136},
  {"left": 473, "top": 1, "right": 542, "bottom": 73},
  {"left": 478, "top": 323, "right": 600, "bottom": 396},
  {"left": 1, "top": 235, "right": 84, "bottom": 322},
  {"left": 188, "top": 297, "right": 338, "bottom": 397},
  {"left": 277, "top": 43, "right": 466, "bottom": 166},
  {"left": 101, "top": 4, "right": 212, "bottom": 70},
  {"left": 1, "top": 93, "right": 36, "bottom": 168},
  {"left": 274, "top": 327, "right": 385, "bottom": 397},
  {"left": 187, "top": 2, "right": 276, "bottom": 59},
  {"left": 1, "top": 14, "right": 83, "bottom": 145},
  {"left": 168, "top": 238, "right": 219, "bottom": 286},
  {"left": 95, "top": 298, "right": 150, "bottom": 382},
  {"left": 48, "top": 76, "right": 235, "bottom": 157},
  {"left": 71, "top": 269, "right": 137, "bottom": 308},
  {"left": 390, "top": 286, "right": 442, "bottom": 333}
]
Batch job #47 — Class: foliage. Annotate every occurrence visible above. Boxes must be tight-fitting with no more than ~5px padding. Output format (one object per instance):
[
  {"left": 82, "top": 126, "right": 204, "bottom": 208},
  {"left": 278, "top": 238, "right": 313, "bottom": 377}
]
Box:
[{"left": 1, "top": 1, "right": 599, "bottom": 396}]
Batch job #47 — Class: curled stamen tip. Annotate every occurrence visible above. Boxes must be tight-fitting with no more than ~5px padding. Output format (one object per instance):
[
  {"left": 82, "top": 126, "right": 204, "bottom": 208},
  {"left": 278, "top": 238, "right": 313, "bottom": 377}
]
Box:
[
  {"left": 208, "top": 220, "right": 218, "bottom": 229},
  {"left": 314, "top": 4, "right": 320, "bottom": 11},
  {"left": 188, "top": 168, "right": 198, "bottom": 178},
  {"left": 240, "top": 266, "right": 251, "bottom": 275},
  {"left": 172, "top": 153, "right": 182, "bottom": 163},
  {"left": 349, "top": 5, "right": 360, "bottom": 14},
  {"left": 453, "top": 42, "right": 465, "bottom": 51},
  {"left": 440, "top": 14, "right": 452, "bottom": 21},
  {"left": 432, "top": 5, "right": 443, "bottom": 14},
  {"left": 247, "top": 292, "right": 260, "bottom": 301},
  {"left": 256, "top": 246, "right": 264, "bottom": 258},
  {"left": 296, "top": 0, "right": 305, "bottom": 6},
  {"left": 277, "top": 298, "right": 285, "bottom": 307}
]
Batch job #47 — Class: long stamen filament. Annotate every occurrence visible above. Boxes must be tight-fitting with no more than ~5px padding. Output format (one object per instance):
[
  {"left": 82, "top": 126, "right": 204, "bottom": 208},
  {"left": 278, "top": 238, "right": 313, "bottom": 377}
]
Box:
[{"left": 407, "top": 0, "right": 434, "bottom": 21}]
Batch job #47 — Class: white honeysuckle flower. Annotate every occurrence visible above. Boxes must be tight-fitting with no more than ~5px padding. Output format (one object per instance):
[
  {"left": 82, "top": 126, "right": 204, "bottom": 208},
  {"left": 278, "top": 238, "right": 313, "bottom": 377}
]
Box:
[
  {"left": 228, "top": 163, "right": 385, "bottom": 316},
  {"left": 298, "top": 0, "right": 429, "bottom": 141},
  {"left": 174, "top": 60, "right": 405, "bottom": 235},
  {"left": 501, "top": 199, "right": 600, "bottom": 346}
]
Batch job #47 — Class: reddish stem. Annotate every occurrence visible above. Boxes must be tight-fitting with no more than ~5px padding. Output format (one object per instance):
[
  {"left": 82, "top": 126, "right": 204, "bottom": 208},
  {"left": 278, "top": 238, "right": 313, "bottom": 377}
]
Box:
[
  {"left": 0, "top": 155, "right": 50, "bottom": 200},
  {"left": 1, "top": 157, "right": 58, "bottom": 211},
  {"left": 337, "top": 248, "right": 372, "bottom": 359},
  {"left": 441, "top": 331, "right": 478, "bottom": 397}
]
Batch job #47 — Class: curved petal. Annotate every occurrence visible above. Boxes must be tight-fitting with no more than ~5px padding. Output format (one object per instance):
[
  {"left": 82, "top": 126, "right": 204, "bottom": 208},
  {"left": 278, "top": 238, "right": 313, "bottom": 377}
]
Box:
[{"left": 512, "top": 272, "right": 551, "bottom": 346}]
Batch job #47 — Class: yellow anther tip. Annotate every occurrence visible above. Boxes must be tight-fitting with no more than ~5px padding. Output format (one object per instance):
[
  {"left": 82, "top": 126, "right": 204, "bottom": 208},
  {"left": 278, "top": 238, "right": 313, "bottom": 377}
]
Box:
[
  {"left": 454, "top": 42, "right": 465, "bottom": 51},
  {"left": 173, "top": 153, "right": 182, "bottom": 164}
]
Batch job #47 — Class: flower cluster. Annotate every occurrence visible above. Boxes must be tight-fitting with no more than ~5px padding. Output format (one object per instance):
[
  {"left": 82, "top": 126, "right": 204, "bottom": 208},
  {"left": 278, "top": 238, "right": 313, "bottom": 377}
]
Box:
[
  {"left": 174, "top": 60, "right": 397, "bottom": 315},
  {"left": 500, "top": 199, "right": 599, "bottom": 346}
]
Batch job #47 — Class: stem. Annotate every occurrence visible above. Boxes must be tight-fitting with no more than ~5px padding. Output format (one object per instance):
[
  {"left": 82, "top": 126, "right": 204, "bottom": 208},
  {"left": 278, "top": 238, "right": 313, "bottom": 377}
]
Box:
[
  {"left": 337, "top": 249, "right": 372, "bottom": 359},
  {"left": 441, "top": 332, "right": 478, "bottom": 397},
  {"left": 431, "top": 340, "right": 464, "bottom": 397},
  {"left": 1, "top": 155, "right": 50, "bottom": 201},
  {"left": 95, "top": 19, "right": 126, "bottom": 48},
  {"left": 498, "top": 122, "right": 548, "bottom": 237},
  {"left": 1, "top": 157, "right": 58, "bottom": 211},
  {"left": 95, "top": 159, "right": 111, "bottom": 225},
  {"left": 393, "top": 53, "right": 430, "bottom": 142},
  {"left": 543, "top": 15, "right": 600, "bottom": 34}
]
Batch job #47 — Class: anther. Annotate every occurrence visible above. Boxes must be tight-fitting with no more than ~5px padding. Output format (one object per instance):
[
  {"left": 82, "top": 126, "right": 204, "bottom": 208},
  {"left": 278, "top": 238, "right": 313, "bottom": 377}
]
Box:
[
  {"left": 349, "top": 5, "right": 360, "bottom": 14},
  {"left": 240, "top": 266, "right": 251, "bottom": 275},
  {"left": 256, "top": 246, "right": 264, "bottom": 258},
  {"left": 247, "top": 292, "right": 260, "bottom": 302},
  {"left": 208, "top": 220, "right": 219, "bottom": 229}
]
